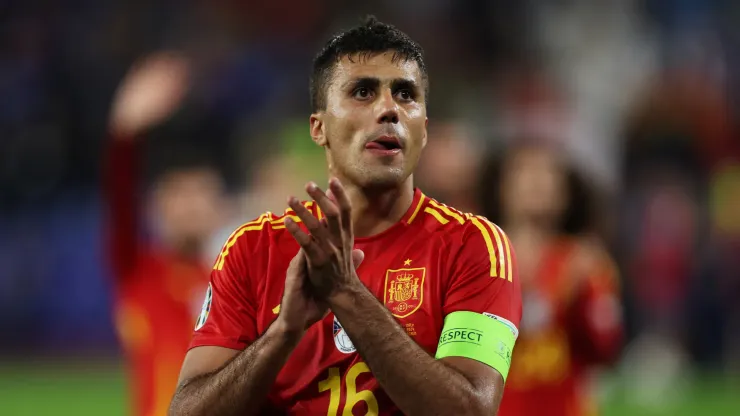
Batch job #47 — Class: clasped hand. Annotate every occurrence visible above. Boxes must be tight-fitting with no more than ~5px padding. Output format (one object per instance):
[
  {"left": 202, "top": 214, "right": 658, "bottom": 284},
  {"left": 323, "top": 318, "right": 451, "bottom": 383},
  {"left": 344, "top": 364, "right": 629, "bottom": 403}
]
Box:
[
  {"left": 285, "top": 178, "right": 365, "bottom": 299},
  {"left": 277, "top": 178, "right": 365, "bottom": 333}
]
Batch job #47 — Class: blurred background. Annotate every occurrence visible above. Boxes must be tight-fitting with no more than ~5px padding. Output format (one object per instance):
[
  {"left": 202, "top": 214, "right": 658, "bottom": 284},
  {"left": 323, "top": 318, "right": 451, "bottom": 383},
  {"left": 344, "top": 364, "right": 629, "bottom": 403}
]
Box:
[{"left": 0, "top": 0, "right": 739, "bottom": 415}]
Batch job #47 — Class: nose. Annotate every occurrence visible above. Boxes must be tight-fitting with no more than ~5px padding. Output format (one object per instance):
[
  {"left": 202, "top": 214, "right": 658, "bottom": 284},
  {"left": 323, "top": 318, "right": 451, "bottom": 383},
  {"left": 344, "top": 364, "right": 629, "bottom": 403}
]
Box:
[{"left": 375, "top": 89, "right": 399, "bottom": 124}]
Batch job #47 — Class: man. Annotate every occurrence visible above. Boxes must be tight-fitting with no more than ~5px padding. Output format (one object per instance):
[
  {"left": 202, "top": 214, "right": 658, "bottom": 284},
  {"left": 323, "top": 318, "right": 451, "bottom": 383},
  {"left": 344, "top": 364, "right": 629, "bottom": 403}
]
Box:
[
  {"left": 171, "top": 17, "right": 521, "bottom": 416},
  {"left": 106, "top": 53, "right": 227, "bottom": 416}
]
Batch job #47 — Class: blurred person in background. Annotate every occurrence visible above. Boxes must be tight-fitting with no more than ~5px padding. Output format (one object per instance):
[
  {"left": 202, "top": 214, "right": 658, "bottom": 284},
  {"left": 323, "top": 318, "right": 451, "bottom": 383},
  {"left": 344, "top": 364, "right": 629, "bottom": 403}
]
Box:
[
  {"left": 479, "top": 144, "right": 623, "bottom": 416},
  {"left": 415, "top": 120, "right": 481, "bottom": 213},
  {"left": 106, "top": 53, "right": 228, "bottom": 416}
]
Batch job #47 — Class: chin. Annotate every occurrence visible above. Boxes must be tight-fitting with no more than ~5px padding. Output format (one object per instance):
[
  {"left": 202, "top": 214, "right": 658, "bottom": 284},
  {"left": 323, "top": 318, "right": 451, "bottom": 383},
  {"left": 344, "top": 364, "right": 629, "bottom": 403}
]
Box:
[{"left": 356, "top": 167, "right": 408, "bottom": 190}]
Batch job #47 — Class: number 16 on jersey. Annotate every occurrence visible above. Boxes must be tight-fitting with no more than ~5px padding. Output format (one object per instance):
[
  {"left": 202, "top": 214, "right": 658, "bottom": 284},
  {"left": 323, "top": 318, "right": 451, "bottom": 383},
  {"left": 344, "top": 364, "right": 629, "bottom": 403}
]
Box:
[{"left": 319, "top": 362, "right": 379, "bottom": 416}]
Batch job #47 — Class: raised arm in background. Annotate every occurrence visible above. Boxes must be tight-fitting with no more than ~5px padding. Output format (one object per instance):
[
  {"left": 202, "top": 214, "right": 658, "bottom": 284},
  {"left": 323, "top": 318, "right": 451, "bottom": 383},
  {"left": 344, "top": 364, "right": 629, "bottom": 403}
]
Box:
[{"left": 105, "top": 53, "right": 190, "bottom": 278}]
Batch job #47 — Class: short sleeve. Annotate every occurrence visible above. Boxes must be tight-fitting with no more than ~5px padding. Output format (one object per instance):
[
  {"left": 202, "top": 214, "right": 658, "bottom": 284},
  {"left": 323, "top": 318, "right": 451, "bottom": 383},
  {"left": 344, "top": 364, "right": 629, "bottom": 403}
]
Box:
[
  {"left": 189, "top": 228, "right": 258, "bottom": 351},
  {"left": 444, "top": 218, "right": 522, "bottom": 332}
]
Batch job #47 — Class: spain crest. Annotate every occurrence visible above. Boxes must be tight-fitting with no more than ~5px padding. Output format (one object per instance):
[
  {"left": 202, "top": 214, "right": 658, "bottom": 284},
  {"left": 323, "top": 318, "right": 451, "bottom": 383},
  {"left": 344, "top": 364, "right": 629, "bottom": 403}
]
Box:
[{"left": 383, "top": 268, "right": 425, "bottom": 318}]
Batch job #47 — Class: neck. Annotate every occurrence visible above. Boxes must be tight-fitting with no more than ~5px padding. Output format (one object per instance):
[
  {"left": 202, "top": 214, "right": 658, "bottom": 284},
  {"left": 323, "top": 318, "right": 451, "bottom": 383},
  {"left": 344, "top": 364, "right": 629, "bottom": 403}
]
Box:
[{"left": 341, "top": 176, "right": 415, "bottom": 238}]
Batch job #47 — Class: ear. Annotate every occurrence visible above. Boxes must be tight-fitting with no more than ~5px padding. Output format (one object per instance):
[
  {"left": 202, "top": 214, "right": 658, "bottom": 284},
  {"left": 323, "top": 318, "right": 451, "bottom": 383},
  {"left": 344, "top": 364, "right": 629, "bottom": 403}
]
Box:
[
  {"left": 422, "top": 118, "right": 428, "bottom": 149},
  {"left": 309, "top": 113, "right": 327, "bottom": 147}
]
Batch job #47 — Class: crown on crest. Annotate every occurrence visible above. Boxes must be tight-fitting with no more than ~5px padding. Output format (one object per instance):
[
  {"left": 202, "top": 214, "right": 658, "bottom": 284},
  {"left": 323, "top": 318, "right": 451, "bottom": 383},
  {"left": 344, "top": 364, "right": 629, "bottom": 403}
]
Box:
[{"left": 396, "top": 272, "right": 415, "bottom": 282}]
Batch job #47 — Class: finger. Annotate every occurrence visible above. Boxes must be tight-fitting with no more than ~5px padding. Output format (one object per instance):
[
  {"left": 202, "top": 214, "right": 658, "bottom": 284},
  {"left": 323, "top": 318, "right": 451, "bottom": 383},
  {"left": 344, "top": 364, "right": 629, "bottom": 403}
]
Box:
[
  {"left": 326, "top": 188, "right": 337, "bottom": 203},
  {"left": 288, "top": 196, "right": 333, "bottom": 250},
  {"left": 351, "top": 249, "right": 365, "bottom": 269},
  {"left": 329, "top": 178, "right": 353, "bottom": 243},
  {"left": 305, "top": 182, "right": 342, "bottom": 244},
  {"left": 285, "top": 217, "right": 325, "bottom": 264}
]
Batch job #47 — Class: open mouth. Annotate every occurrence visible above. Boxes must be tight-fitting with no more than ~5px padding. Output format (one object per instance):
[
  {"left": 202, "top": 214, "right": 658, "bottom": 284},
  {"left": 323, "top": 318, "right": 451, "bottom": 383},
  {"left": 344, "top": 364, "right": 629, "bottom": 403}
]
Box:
[{"left": 365, "top": 136, "right": 402, "bottom": 151}]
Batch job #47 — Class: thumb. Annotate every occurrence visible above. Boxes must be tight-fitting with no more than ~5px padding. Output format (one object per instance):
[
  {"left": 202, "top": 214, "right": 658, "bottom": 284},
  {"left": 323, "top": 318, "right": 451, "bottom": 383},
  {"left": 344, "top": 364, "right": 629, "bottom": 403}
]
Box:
[
  {"left": 295, "top": 249, "right": 308, "bottom": 269},
  {"left": 351, "top": 249, "right": 365, "bottom": 269}
]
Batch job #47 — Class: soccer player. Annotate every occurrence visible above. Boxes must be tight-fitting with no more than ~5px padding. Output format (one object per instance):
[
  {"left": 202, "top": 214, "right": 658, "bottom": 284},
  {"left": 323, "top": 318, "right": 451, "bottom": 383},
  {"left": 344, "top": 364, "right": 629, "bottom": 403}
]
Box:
[
  {"left": 106, "top": 53, "right": 226, "bottom": 416},
  {"left": 170, "top": 17, "right": 521, "bottom": 416},
  {"left": 478, "top": 145, "right": 623, "bottom": 416}
]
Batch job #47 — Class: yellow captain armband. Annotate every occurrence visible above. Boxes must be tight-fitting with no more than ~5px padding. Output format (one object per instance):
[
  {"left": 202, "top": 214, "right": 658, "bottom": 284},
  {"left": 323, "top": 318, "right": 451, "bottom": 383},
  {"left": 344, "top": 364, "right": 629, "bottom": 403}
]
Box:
[{"left": 435, "top": 311, "right": 518, "bottom": 381}]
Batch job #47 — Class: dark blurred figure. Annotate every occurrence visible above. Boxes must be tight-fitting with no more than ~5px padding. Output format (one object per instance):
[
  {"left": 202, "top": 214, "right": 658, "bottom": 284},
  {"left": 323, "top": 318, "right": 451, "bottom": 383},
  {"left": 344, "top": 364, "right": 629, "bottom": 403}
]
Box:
[
  {"left": 479, "top": 145, "right": 624, "bottom": 416},
  {"left": 105, "top": 53, "right": 228, "bottom": 416},
  {"left": 617, "top": 65, "right": 739, "bottom": 394}
]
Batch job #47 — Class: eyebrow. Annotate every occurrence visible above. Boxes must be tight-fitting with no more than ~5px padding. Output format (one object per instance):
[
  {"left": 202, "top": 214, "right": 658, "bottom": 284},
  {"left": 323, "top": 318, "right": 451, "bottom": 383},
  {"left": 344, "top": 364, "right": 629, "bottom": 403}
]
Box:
[
  {"left": 344, "top": 77, "right": 380, "bottom": 91},
  {"left": 390, "top": 78, "right": 421, "bottom": 95},
  {"left": 343, "top": 77, "right": 421, "bottom": 94}
]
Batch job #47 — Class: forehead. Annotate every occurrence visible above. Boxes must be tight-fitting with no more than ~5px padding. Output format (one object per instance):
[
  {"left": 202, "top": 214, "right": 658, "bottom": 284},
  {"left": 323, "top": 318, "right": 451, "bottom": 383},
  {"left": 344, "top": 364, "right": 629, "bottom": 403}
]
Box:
[{"left": 330, "top": 51, "right": 423, "bottom": 87}]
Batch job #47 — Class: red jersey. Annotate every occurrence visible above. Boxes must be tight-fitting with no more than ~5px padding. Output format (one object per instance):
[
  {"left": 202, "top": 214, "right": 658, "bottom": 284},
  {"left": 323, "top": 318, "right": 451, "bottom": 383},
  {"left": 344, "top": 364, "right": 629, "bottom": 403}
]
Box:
[
  {"left": 190, "top": 189, "right": 521, "bottom": 415},
  {"left": 106, "top": 138, "right": 209, "bottom": 416},
  {"left": 499, "top": 238, "right": 623, "bottom": 416}
]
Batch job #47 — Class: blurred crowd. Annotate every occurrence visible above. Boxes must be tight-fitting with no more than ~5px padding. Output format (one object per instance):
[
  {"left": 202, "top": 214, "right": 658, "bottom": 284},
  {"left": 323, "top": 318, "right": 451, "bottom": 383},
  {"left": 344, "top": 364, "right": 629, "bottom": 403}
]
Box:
[{"left": 1, "top": 0, "right": 739, "bottom": 406}]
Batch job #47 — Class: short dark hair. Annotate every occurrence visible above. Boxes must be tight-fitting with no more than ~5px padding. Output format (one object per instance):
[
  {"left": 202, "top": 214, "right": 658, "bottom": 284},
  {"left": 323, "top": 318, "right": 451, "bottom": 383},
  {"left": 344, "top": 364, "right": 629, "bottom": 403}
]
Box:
[{"left": 310, "top": 16, "right": 428, "bottom": 112}]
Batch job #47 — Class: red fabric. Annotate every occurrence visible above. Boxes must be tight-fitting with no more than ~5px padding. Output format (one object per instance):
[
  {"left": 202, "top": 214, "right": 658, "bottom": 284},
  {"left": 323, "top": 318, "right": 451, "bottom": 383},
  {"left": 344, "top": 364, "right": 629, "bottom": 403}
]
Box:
[
  {"left": 190, "top": 189, "right": 522, "bottom": 415},
  {"left": 499, "top": 239, "right": 623, "bottom": 416},
  {"left": 106, "top": 136, "right": 209, "bottom": 416}
]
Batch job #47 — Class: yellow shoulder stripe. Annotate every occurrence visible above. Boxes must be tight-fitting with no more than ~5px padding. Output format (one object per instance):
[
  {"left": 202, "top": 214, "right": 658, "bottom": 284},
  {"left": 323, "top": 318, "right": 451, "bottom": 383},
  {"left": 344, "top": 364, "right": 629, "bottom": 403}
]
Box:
[
  {"left": 213, "top": 211, "right": 301, "bottom": 271},
  {"left": 417, "top": 203, "right": 510, "bottom": 281},
  {"left": 219, "top": 213, "right": 266, "bottom": 248},
  {"left": 407, "top": 194, "right": 426, "bottom": 224},
  {"left": 469, "top": 217, "right": 498, "bottom": 277},
  {"left": 491, "top": 222, "right": 513, "bottom": 282},
  {"left": 479, "top": 217, "right": 508, "bottom": 280},
  {"left": 214, "top": 219, "right": 268, "bottom": 270},
  {"left": 213, "top": 213, "right": 272, "bottom": 266},
  {"left": 428, "top": 200, "right": 465, "bottom": 224},
  {"left": 424, "top": 206, "right": 449, "bottom": 225}
]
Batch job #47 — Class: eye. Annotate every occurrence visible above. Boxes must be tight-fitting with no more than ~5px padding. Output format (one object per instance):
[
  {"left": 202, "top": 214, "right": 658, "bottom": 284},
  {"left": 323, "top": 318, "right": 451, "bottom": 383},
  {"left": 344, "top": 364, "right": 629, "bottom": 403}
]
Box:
[
  {"left": 353, "top": 87, "right": 372, "bottom": 100},
  {"left": 396, "top": 89, "right": 414, "bottom": 101}
]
